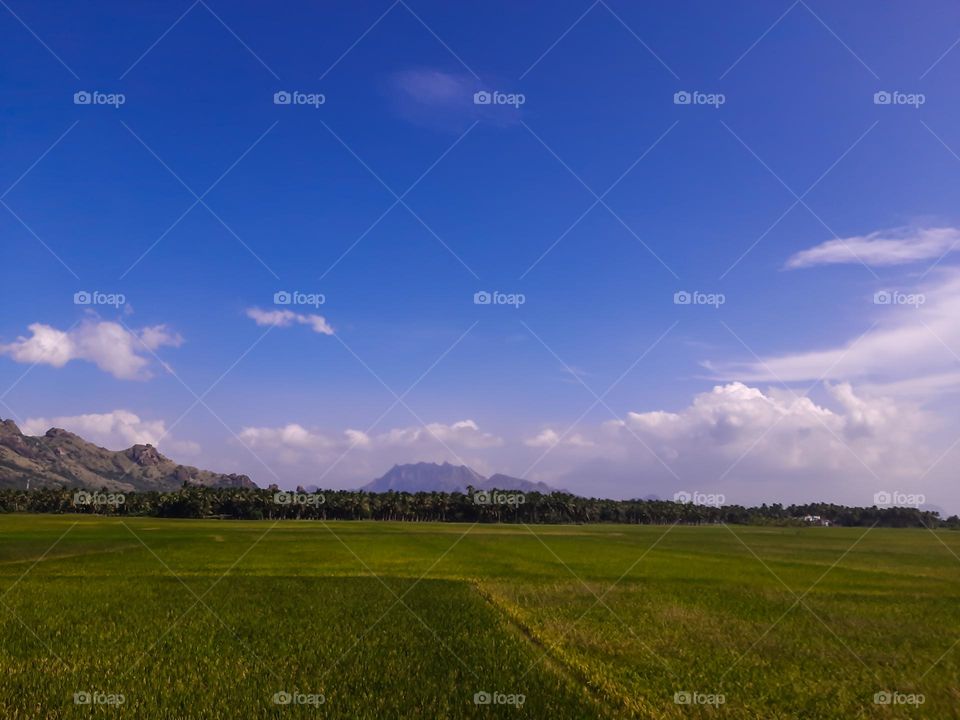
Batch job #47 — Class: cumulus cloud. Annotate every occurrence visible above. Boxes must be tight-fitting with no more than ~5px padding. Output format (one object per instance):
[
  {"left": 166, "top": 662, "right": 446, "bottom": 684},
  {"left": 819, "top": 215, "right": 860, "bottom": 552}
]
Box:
[
  {"left": 377, "top": 419, "right": 502, "bottom": 449},
  {"left": 525, "top": 428, "right": 594, "bottom": 448},
  {"left": 785, "top": 226, "right": 960, "bottom": 269},
  {"left": 245, "top": 308, "right": 333, "bottom": 335},
  {"left": 524, "top": 382, "right": 934, "bottom": 502},
  {"left": 619, "top": 382, "right": 918, "bottom": 468},
  {"left": 0, "top": 320, "right": 182, "bottom": 380},
  {"left": 21, "top": 410, "right": 200, "bottom": 457},
  {"left": 239, "top": 424, "right": 338, "bottom": 453},
  {"left": 240, "top": 419, "right": 500, "bottom": 456}
]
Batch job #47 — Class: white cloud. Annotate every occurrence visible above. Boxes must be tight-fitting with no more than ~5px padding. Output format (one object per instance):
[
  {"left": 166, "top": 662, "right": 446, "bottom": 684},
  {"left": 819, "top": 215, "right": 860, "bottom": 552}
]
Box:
[
  {"left": 389, "top": 68, "right": 523, "bottom": 130},
  {"left": 620, "top": 382, "right": 906, "bottom": 461},
  {"left": 525, "top": 428, "right": 594, "bottom": 448},
  {"left": 0, "top": 320, "right": 182, "bottom": 380},
  {"left": 240, "top": 419, "right": 501, "bottom": 456},
  {"left": 394, "top": 68, "right": 471, "bottom": 109},
  {"left": 245, "top": 308, "right": 333, "bottom": 335},
  {"left": 786, "top": 226, "right": 960, "bottom": 269},
  {"left": 525, "top": 428, "right": 561, "bottom": 448},
  {"left": 378, "top": 419, "right": 502, "bottom": 449},
  {"left": 524, "top": 382, "right": 934, "bottom": 502},
  {"left": 21, "top": 410, "right": 200, "bottom": 457},
  {"left": 708, "top": 268, "right": 960, "bottom": 388},
  {"left": 238, "top": 423, "right": 339, "bottom": 452},
  {"left": 139, "top": 325, "right": 183, "bottom": 350}
]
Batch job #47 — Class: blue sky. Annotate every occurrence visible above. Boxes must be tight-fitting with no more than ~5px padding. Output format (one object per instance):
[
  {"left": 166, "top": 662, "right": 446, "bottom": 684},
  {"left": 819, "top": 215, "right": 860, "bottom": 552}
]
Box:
[{"left": 3, "top": 0, "right": 960, "bottom": 508}]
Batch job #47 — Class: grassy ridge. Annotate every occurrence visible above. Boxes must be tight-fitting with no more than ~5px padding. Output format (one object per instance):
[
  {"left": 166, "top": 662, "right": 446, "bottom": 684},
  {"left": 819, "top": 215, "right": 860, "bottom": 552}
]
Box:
[{"left": 0, "top": 517, "right": 958, "bottom": 718}]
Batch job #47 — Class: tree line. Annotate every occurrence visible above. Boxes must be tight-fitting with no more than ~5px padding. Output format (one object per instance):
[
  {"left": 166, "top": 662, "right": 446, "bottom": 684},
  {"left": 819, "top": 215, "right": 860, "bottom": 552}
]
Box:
[{"left": 0, "top": 485, "right": 955, "bottom": 528}]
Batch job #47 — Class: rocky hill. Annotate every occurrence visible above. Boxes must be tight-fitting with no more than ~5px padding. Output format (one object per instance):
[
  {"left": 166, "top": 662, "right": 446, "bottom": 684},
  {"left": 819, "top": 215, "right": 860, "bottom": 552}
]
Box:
[{"left": 0, "top": 419, "right": 255, "bottom": 492}]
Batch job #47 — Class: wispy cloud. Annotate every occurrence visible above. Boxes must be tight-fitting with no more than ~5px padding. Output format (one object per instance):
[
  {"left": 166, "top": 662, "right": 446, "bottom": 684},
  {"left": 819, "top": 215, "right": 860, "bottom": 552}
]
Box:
[
  {"left": 387, "top": 67, "right": 524, "bottom": 130},
  {"left": 708, "top": 267, "right": 960, "bottom": 393},
  {"left": 245, "top": 308, "right": 334, "bottom": 335},
  {"left": 785, "top": 226, "right": 960, "bottom": 269}
]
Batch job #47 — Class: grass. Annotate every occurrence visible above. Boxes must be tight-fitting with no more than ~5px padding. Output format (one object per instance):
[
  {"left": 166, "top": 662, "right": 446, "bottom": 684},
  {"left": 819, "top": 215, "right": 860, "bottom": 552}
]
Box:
[{"left": 0, "top": 516, "right": 958, "bottom": 718}]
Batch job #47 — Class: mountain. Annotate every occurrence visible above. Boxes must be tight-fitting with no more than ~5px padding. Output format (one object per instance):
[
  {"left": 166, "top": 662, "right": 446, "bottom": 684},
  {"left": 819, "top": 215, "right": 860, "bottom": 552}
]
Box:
[
  {"left": 362, "top": 462, "right": 556, "bottom": 494},
  {"left": 0, "top": 419, "right": 256, "bottom": 492},
  {"left": 362, "top": 462, "right": 485, "bottom": 493}
]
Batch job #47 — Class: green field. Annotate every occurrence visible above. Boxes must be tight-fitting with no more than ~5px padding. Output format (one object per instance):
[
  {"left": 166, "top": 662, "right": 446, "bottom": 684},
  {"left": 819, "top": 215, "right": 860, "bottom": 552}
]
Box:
[{"left": 0, "top": 516, "right": 957, "bottom": 718}]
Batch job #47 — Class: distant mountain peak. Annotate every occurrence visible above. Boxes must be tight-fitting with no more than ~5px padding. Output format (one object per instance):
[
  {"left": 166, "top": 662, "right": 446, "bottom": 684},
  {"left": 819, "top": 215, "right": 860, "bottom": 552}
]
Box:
[{"left": 361, "top": 462, "right": 556, "bottom": 494}]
